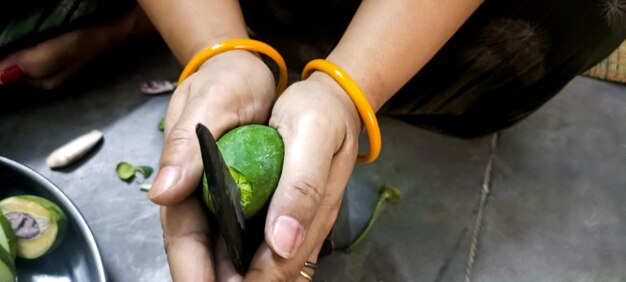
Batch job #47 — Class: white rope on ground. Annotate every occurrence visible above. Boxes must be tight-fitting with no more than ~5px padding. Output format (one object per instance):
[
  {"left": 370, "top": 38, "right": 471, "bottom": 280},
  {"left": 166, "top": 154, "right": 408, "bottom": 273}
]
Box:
[{"left": 464, "top": 133, "right": 499, "bottom": 282}]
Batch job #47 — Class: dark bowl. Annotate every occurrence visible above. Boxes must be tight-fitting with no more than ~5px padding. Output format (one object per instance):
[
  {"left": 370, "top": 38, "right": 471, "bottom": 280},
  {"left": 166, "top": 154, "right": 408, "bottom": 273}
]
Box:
[{"left": 0, "top": 156, "right": 106, "bottom": 282}]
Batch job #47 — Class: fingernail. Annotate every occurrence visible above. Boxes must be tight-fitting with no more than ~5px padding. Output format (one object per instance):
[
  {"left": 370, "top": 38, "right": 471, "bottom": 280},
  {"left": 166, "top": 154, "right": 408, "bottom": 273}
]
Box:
[
  {"left": 271, "top": 215, "right": 305, "bottom": 259},
  {"left": 150, "top": 166, "right": 181, "bottom": 199},
  {"left": 0, "top": 65, "right": 24, "bottom": 85}
]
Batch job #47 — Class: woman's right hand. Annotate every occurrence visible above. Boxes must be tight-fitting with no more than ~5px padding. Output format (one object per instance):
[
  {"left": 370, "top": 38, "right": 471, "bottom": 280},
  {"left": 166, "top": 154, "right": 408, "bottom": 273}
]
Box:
[{"left": 150, "top": 50, "right": 276, "bottom": 281}]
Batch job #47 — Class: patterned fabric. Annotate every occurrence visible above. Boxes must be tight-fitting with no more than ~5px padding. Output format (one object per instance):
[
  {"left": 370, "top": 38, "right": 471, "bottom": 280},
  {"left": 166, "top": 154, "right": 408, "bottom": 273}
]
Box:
[
  {"left": 0, "top": 0, "right": 132, "bottom": 57},
  {"left": 585, "top": 40, "right": 626, "bottom": 83},
  {"left": 243, "top": 0, "right": 626, "bottom": 137}
]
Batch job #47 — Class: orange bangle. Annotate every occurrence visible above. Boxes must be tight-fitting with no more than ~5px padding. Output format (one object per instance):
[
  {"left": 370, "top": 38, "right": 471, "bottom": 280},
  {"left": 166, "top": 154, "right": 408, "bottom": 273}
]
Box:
[
  {"left": 302, "top": 59, "right": 381, "bottom": 163},
  {"left": 178, "top": 39, "right": 288, "bottom": 94}
]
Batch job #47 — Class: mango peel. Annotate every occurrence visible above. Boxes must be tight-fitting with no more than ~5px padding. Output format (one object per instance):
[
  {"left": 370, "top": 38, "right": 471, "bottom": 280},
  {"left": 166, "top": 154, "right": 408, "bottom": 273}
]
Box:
[
  {"left": 203, "top": 125, "right": 284, "bottom": 219},
  {"left": 0, "top": 246, "right": 16, "bottom": 282},
  {"left": 0, "top": 213, "right": 16, "bottom": 260}
]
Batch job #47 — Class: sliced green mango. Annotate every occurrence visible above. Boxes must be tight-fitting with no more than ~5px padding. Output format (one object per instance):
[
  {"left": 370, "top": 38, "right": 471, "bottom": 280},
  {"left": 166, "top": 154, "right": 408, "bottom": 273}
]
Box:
[
  {"left": 0, "top": 213, "right": 16, "bottom": 260},
  {"left": 0, "top": 246, "right": 16, "bottom": 282},
  {"left": 0, "top": 195, "right": 67, "bottom": 259},
  {"left": 203, "top": 125, "right": 284, "bottom": 219}
]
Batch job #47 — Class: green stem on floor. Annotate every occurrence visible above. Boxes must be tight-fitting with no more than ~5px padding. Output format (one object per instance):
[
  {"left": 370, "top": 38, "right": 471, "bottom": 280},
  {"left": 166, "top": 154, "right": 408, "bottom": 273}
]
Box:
[{"left": 343, "top": 185, "right": 401, "bottom": 253}]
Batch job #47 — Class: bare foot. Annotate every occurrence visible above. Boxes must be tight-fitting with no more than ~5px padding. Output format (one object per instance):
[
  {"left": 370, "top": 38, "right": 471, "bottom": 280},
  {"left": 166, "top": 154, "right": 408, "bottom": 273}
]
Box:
[{"left": 0, "top": 5, "right": 154, "bottom": 89}]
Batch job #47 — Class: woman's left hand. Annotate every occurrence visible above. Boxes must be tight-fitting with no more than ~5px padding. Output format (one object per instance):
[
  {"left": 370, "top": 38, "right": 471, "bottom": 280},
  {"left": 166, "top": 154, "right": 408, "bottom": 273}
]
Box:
[{"left": 242, "top": 72, "right": 362, "bottom": 281}]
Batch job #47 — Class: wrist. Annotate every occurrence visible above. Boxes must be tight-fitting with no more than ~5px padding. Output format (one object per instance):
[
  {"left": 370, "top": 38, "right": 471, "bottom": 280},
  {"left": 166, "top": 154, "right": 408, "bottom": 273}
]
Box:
[
  {"left": 182, "top": 35, "right": 249, "bottom": 65},
  {"left": 196, "top": 50, "right": 276, "bottom": 115},
  {"left": 197, "top": 49, "right": 263, "bottom": 70},
  {"left": 198, "top": 50, "right": 274, "bottom": 88},
  {"left": 301, "top": 59, "right": 382, "bottom": 163},
  {"left": 306, "top": 71, "right": 362, "bottom": 130},
  {"left": 181, "top": 39, "right": 287, "bottom": 96}
]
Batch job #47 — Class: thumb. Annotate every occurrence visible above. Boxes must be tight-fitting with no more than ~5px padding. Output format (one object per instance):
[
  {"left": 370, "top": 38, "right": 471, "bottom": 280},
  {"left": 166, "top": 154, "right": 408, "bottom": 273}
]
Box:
[
  {"left": 265, "top": 117, "right": 338, "bottom": 259},
  {"left": 150, "top": 91, "right": 239, "bottom": 205}
]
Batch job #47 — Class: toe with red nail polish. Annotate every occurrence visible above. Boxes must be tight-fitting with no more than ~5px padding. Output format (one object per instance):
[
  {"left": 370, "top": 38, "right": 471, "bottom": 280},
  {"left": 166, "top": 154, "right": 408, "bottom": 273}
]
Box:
[{"left": 0, "top": 65, "right": 25, "bottom": 85}]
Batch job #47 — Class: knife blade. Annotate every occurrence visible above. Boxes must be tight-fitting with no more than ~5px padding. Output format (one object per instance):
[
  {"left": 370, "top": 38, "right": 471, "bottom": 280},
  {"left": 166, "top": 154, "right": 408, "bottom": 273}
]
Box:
[{"left": 195, "top": 123, "right": 246, "bottom": 274}]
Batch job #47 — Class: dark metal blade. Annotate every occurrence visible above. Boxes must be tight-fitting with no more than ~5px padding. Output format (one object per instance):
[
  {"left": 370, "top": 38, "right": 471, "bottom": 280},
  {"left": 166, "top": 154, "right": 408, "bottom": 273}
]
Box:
[{"left": 195, "top": 123, "right": 246, "bottom": 274}]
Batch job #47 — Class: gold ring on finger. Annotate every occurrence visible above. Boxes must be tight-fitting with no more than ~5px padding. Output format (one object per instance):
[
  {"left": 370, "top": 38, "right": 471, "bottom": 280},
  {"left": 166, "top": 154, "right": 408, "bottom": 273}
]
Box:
[{"left": 299, "top": 270, "right": 313, "bottom": 281}]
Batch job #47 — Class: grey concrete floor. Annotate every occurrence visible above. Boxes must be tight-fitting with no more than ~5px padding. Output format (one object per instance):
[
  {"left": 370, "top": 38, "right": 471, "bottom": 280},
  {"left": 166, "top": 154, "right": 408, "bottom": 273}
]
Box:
[{"left": 0, "top": 40, "right": 625, "bottom": 282}]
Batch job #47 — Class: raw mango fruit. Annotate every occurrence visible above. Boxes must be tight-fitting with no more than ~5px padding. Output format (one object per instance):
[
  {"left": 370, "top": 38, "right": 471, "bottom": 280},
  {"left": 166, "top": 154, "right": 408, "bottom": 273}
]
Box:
[
  {"left": 0, "top": 195, "right": 67, "bottom": 259},
  {"left": 0, "top": 246, "right": 16, "bottom": 282},
  {"left": 203, "top": 125, "right": 284, "bottom": 219},
  {"left": 0, "top": 213, "right": 16, "bottom": 259}
]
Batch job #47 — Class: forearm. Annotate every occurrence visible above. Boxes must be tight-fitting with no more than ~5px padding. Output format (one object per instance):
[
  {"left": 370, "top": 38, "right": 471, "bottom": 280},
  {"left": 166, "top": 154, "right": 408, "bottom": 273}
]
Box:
[
  {"left": 137, "top": 0, "right": 249, "bottom": 64},
  {"left": 324, "top": 0, "right": 483, "bottom": 111}
]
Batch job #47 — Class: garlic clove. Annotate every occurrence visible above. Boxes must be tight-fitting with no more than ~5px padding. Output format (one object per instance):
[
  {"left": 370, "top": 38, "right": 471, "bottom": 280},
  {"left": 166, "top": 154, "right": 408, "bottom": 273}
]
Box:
[{"left": 46, "top": 130, "right": 103, "bottom": 169}]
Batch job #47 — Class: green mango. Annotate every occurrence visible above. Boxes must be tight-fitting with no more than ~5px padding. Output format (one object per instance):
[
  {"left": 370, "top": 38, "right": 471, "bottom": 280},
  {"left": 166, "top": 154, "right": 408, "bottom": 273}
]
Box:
[
  {"left": 0, "top": 239, "right": 15, "bottom": 282},
  {"left": 0, "top": 195, "right": 67, "bottom": 259},
  {"left": 203, "top": 125, "right": 284, "bottom": 219},
  {"left": 0, "top": 213, "right": 17, "bottom": 260}
]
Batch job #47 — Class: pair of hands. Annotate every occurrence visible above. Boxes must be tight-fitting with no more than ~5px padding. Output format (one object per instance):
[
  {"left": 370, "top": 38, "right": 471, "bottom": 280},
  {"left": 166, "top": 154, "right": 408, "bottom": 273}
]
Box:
[
  {"left": 0, "top": 21, "right": 362, "bottom": 279},
  {"left": 151, "top": 50, "right": 362, "bottom": 281}
]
